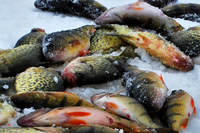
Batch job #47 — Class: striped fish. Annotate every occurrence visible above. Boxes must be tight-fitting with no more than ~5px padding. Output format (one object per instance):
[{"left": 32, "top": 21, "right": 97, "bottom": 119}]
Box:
[
  {"left": 160, "top": 89, "right": 196, "bottom": 132},
  {"left": 11, "top": 91, "right": 93, "bottom": 109}
]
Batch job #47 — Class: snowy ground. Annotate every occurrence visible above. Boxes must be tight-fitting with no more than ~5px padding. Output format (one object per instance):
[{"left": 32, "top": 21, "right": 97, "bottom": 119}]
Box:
[{"left": 0, "top": 0, "right": 200, "bottom": 132}]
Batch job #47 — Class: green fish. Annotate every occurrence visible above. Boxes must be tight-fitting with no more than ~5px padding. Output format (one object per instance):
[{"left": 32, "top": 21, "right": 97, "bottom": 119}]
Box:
[
  {"left": 169, "top": 25, "right": 200, "bottom": 57},
  {"left": 42, "top": 25, "right": 96, "bottom": 63},
  {"left": 139, "top": 0, "right": 177, "bottom": 8},
  {"left": 34, "top": 0, "right": 107, "bottom": 19},
  {"left": 14, "top": 28, "right": 46, "bottom": 48},
  {"left": 11, "top": 91, "right": 93, "bottom": 109},
  {"left": 0, "top": 44, "right": 48, "bottom": 76},
  {"left": 162, "top": 3, "right": 200, "bottom": 23},
  {"left": 8, "top": 67, "right": 66, "bottom": 94}
]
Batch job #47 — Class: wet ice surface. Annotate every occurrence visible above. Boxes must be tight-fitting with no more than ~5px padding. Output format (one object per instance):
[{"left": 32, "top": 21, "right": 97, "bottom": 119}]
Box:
[{"left": 0, "top": 0, "right": 200, "bottom": 132}]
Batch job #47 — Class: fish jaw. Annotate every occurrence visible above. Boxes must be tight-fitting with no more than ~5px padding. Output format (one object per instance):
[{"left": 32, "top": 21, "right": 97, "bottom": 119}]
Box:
[
  {"left": 17, "top": 108, "right": 51, "bottom": 127},
  {"left": 91, "top": 92, "right": 108, "bottom": 105}
]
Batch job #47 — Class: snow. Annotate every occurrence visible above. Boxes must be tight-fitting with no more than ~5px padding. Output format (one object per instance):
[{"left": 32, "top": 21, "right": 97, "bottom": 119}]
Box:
[{"left": 0, "top": 0, "right": 200, "bottom": 132}]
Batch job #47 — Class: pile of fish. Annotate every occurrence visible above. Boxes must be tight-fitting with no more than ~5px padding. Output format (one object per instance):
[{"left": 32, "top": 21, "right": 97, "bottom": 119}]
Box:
[{"left": 0, "top": 0, "right": 199, "bottom": 132}]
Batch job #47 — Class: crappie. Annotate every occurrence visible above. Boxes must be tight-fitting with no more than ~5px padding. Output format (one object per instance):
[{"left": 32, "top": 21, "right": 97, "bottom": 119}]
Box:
[
  {"left": 10, "top": 67, "right": 66, "bottom": 94},
  {"left": 0, "top": 101, "right": 15, "bottom": 125},
  {"left": 139, "top": 0, "right": 177, "bottom": 8},
  {"left": 17, "top": 106, "right": 178, "bottom": 133},
  {"left": 159, "top": 89, "right": 196, "bottom": 132},
  {"left": 104, "top": 24, "right": 194, "bottom": 72},
  {"left": 11, "top": 91, "right": 93, "bottom": 109},
  {"left": 14, "top": 28, "right": 46, "bottom": 48},
  {"left": 91, "top": 92, "right": 161, "bottom": 128},
  {"left": 42, "top": 25, "right": 96, "bottom": 63},
  {"left": 0, "top": 127, "right": 68, "bottom": 133},
  {"left": 169, "top": 26, "right": 200, "bottom": 57},
  {"left": 34, "top": 0, "right": 107, "bottom": 20},
  {"left": 109, "top": 59, "right": 168, "bottom": 112},
  {"left": 62, "top": 55, "right": 122, "bottom": 88},
  {"left": 162, "top": 3, "right": 200, "bottom": 23},
  {"left": 95, "top": 2, "right": 184, "bottom": 36},
  {"left": 90, "top": 27, "right": 129, "bottom": 54},
  {"left": 0, "top": 44, "right": 48, "bottom": 76}
]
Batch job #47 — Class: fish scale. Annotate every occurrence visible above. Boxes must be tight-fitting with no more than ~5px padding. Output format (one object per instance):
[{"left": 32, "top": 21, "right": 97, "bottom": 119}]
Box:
[{"left": 14, "top": 67, "right": 65, "bottom": 94}]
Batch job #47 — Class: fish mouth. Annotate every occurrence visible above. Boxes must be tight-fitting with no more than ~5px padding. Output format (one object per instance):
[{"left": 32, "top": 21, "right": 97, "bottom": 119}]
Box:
[
  {"left": 17, "top": 109, "right": 50, "bottom": 127},
  {"left": 91, "top": 92, "right": 108, "bottom": 105}
]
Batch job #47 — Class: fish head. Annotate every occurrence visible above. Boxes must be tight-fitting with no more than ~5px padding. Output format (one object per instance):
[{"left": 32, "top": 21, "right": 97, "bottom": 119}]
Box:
[
  {"left": 95, "top": 7, "right": 123, "bottom": 25},
  {"left": 17, "top": 108, "right": 51, "bottom": 127},
  {"left": 62, "top": 58, "right": 93, "bottom": 88},
  {"left": 91, "top": 92, "right": 108, "bottom": 106}
]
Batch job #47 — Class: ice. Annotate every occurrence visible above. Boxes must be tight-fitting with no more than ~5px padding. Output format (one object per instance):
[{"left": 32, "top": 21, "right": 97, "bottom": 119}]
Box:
[
  {"left": 54, "top": 76, "right": 58, "bottom": 83},
  {"left": 0, "top": 0, "right": 200, "bottom": 132}
]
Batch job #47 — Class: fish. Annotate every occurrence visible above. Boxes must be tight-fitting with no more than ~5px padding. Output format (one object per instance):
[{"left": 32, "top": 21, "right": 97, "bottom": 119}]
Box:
[
  {"left": 62, "top": 55, "right": 122, "bottom": 88},
  {"left": 95, "top": 2, "right": 184, "bottom": 36},
  {"left": 17, "top": 106, "right": 178, "bottom": 133},
  {"left": 161, "top": 3, "right": 200, "bottom": 23},
  {"left": 0, "top": 127, "right": 68, "bottom": 133},
  {"left": 0, "top": 44, "right": 48, "bottom": 76},
  {"left": 34, "top": 0, "right": 107, "bottom": 20},
  {"left": 14, "top": 28, "right": 46, "bottom": 48},
  {"left": 107, "top": 59, "right": 168, "bottom": 112},
  {"left": 8, "top": 67, "right": 66, "bottom": 95},
  {"left": 0, "top": 101, "right": 15, "bottom": 125},
  {"left": 103, "top": 24, "right": 194, "bottom": 72},
  {"left": 0, "top": 49, "right": 11, "bottom": 55},
  {"left": 169, "top": 25, "right": 200, "bottom": 57},
  {"left": 0, "top": 77, "right": 15, "bottom": 94},
  {"left": 90, "top": 27, "right": 129, "bottom": 54},
  {"left": 139, "top": 0, "right": 177, "bottom": 8},
  {"left": 11, "top": 91, "right": 93, "bottom": 109},
  {"left": 42, "top": 25, "right": 96, "bottom": 63},
  {"left": 159, "top": 89, "right": 196, "bottom": 132},
  {"left": 91, "top": 92, "right": 162, "bottom": 128},
  {"left": 67, "top": 125, "right": 119, "bottom": 133}
]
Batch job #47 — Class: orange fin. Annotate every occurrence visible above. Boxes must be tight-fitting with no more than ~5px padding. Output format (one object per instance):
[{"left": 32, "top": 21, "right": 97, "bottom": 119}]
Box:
[
  {"left": 180, "top": 118, "right": 188, "bottom": 130},
  {"left": 159, "top": 74, "right": 169, "bottom": 91},
  {"left": 61, "top": 91, "right": 76, "bottom": 95},
  {"left": 66, "top": 119, "right": 87, "bottom": 125},
  {"left": 79, "top": 50, "right": 91, "bottom": 56},
  {"left": 191, "top": 98, "right": 196, "bottom": 115},
  {"left": 66, "top": 112, "right": 91, "bottom": 117},
  {"left": 105, "top": 102, "right": 119, "bottom": 110}
]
